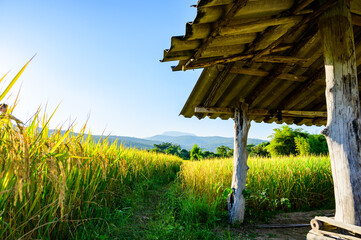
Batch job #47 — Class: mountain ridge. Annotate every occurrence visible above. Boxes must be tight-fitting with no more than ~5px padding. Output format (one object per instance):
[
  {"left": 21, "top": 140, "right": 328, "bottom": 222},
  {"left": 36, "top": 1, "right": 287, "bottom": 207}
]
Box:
[{"left": 50, "top": 130, "right": 267, "bottom": 152}]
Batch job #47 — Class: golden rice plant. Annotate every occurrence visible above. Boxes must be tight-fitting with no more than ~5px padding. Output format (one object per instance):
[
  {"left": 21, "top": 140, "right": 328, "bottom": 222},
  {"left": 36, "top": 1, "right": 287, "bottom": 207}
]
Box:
[
  {"left": 0, "top": 108, "right": 182, "bottom": 239},
  {"left": 178, "top": 155, "right": 333, "bottom": 214}
]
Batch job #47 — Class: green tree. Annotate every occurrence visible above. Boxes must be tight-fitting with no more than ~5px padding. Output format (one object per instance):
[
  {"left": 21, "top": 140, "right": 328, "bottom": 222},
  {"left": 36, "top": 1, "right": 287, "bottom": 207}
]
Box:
[
  {"left": 250, "top": 142, "right": 270, "bottom": 157},
  {"left": 165, "top": 144, "right": 181, "bottom": 156},
  {"left": 246, "top": 144, "right": 255, "bottom": 153},
  {"left": 152, "top": 142, "right": 172, "bottom": 153},
  {"left": 266, "top": 126, "right": 328, "bottom": 156},
  {"left": 227, "top": 148, "right": 234, "bottom": 157},
  {"left": 266, "top": 126, "right": 309, "bottom": 156},
  {"left": 294, "top": 136, "right": 311, "bottom": 155},
  {"left": 151, "top": 142, "right": 181, "bottom": 156},
  {"left": 190, "top": 144, "right": 202, "bottom": 161},
  {"left": 308, "top": 134, "right": 328, "bottom": 155},
  {"left": 216, "top": 145, "right": 231, "bottom": 157},
  {"left": 179, "top": 149, "right": 190, "bottom": 160},
  {"left": 203, "top": 151, "right": 216, "bottom": 158}
]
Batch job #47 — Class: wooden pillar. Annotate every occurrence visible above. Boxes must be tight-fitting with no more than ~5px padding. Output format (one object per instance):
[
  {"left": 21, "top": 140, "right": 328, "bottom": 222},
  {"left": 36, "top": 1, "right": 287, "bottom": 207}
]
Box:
[
  {"left": 319, "top": 0, "right": 361, "bottom": 226},
  {"left": 228, "top": 104, "right": 250, "bottom": 224}
]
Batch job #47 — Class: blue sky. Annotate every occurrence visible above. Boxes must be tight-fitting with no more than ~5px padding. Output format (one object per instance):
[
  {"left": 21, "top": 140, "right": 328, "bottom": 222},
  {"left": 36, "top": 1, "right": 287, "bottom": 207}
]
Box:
[{"left": 0, "top": 0, "right": 323, "bottom": 140}]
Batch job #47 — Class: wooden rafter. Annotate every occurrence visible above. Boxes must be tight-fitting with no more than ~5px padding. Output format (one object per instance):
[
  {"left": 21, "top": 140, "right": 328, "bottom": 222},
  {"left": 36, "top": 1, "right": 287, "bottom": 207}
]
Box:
[
  {"left": 245, "top": 23, "right": 320, "bottom": 107},
  {"left": 202, "top": 63, "right": 234, "bottom": 107},
  {"left": 352, "top": 13, "right": 361, "bottom": 26},
  {"left": 184, "top": 54, "right": 307, "bottom": 70},
  {"left": 252, "top": 0, "right": 337, "bottom": 60},
  {"left": 220, "top": 16, "right": 302, "bottom": 36},
  {"left": 276, "top": 68, "right": 325, "bottom": 110},
  {"left": 230, "top": 67, "right": 307, "bottom": 82},
  {"left": 183, "top": 0, "right": 249, "bottom": 69},
  {"left": 292, "top": 0, "right": 314, "bottom": 15}
]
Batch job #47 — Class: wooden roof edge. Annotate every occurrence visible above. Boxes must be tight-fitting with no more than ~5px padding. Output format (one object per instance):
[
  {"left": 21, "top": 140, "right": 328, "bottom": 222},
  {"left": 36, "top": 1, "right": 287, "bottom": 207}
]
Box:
[{"left": 194, "top": 106, "right": 327, "bottom": 118}]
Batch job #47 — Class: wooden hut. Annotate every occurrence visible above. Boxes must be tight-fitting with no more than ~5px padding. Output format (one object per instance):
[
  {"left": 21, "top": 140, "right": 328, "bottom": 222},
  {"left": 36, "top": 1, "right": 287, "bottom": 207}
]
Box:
[{"left": 162, "top": 0, "right": 361, "bottom": 237}]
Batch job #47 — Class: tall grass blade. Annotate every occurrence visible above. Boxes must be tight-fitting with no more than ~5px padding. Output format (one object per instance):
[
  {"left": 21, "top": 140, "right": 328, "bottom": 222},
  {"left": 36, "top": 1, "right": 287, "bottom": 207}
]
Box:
[{"left": 0, "top": 55, "right": 35, "bottom": 101}]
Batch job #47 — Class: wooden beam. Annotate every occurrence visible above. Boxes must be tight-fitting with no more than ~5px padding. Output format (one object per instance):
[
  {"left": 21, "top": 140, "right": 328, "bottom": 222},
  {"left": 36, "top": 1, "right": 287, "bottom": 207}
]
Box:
[
  {"left": 184, "top": 0, "right": 249, "bottom": 68},
  {"left": 351, "top": 0, "right": 361, "bottom": 15},
  {"left": 184, "top": 53, "right": 308, "bottom": 70},
  {"left": 256, "top": 55, "right": 307, "bottom": 64},
  {"left": 248, "top": 109, "right": 326, "bottom": 117},
  {"left": 292, "top": 0, "right": 314, "bottom": 15},
  {"left": 252, "top": 0, "right": 337, "bottom": 60},
  {"left": 195, "top": 107, "right": 233, "bottom": 114},
  {"left": 228, "top": 105, "right": 250, "bottom": 224},
  {"left": 319, "top": 0, "right": 361, "bottom": 226},
  {"left": 277, "top": 68, "right": 325, "bottom": 110},
  {"left": 352, "top": 13, "right": 361, "bottom": 26},
  {"left": 246, "top": 24, "right": 320, "bottom": 107},
  {"left": 230, "top": 67, "right": 307, "bottom": 82},
  {"left": 184, "top": 55, "right": 251, "bottom": 70},
  {"left": 195, "top": 107, "right": 326, "bottom": 118},
  {"left": 221, "top": 16, "right": 302, "bottom": 35},
  {"left": 202, "top": 63, "right": 234, "bottom": 108},
  {"left": 281, "top": 110, "right": 326, "bottom": 117}
]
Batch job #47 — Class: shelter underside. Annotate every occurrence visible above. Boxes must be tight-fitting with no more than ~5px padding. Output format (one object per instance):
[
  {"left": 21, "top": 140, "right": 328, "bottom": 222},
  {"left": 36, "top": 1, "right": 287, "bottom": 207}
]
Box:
[{"left": 162, "top": 0, "right": 361, "bottom": 126}]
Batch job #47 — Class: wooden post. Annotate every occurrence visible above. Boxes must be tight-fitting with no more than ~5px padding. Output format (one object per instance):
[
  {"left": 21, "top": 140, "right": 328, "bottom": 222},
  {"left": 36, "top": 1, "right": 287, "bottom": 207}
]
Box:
[
  {"left": 228, "top": 104, "right": 250, "bottom": 224},
  {"left": 319, "top": 0, "right": 361, "bottom": 226}
]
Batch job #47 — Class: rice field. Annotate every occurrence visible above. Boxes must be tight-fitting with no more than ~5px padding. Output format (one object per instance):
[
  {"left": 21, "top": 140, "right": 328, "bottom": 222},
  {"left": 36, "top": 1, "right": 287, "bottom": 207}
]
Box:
[
  {"left": 0, "top": 106, "right": 335, "bottom": 238},
  {"left": 0, "top": 111, "right": 182, "bottom": 239},
  {"left": 178, "top": 156, "right": 334, "bottom": 217}
]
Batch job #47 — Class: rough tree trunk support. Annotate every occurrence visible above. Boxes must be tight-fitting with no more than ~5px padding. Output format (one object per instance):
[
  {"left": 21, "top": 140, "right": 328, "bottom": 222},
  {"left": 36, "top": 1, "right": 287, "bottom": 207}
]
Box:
[
  {"left": 319, "top": 0, "right": 361, "bottom": 226},
  {"left": 228, "top": 104, "right": 250, "bottom": 224}
]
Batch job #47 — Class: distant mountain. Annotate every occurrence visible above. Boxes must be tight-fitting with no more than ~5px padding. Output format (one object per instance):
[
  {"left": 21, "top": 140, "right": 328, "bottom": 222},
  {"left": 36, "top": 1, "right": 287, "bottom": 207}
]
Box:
[
  {"left": 162, "top": 131, "right": 196, "bottom": 137},
  {"left": 145, "top": 134, "right": 267, "bottom": 152},
  {"left": 91, "top": 135, "right": 162, "bottom": 150},
  {"left": 48, "top": 129, "right": 267, "bottom": 152}
]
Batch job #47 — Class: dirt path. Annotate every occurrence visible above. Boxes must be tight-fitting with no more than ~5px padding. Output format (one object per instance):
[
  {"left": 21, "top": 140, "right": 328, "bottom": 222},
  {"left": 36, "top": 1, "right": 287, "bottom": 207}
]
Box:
[{"left": 112, "top": 181, "right": 172, "bottom": 239}]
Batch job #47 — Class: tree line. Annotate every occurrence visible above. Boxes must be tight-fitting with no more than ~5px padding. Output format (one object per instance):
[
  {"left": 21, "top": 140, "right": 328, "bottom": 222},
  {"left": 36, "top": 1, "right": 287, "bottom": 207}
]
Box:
[
  {"left": 150, "top": 142, "right": 233, "bottom": 160},
  {"left": 150, "top": 126, "right": 328, "bottom": 160}
]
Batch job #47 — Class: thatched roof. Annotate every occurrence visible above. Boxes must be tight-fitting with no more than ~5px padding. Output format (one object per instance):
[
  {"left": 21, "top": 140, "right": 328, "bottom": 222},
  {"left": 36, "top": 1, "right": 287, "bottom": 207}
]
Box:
[{"left": 162, "top": 0, "right": 361, "bottom": 126}]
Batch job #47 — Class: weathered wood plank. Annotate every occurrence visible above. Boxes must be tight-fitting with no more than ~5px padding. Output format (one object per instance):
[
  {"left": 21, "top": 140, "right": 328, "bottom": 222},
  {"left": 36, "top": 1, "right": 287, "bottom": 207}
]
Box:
[
  {"left": 202, "top": 63, "right": 234, "bottom": 107},
  {"left": 282, "top": 110, "right": 326, "bottom": 117},
  {"left": 351, "top": 13, "right": 361, "bottom": 26},
  {"left": 246, "top": 24, "right": 320, "bottom": 107},
  {"left": 185, "top": 54, "right": 307, "bottom": 70},
  {"left": 255, "top": 55, "right": 307, "bottom": 64},
  {"left": 228, "top": 105, "right": 250, "bottom": 224},
  {"left": 253, "top": 0, "right": 337, "bottom": 59},
  {"left": 292, "top": 0, "right": 314, "bottom": 15},
  {"left": 184, "top": 0, "right": 249, "bottom": 68},
  {"left": 195, "top": 107, "right": 233, "bottom": 114},
  {"left": 319, "top": 0, "right": 361, "bottom": 226},
  {"left": 277, "top": 68, "right": 324, "bottom": 110},
  {"left": 195, "top": 107, "right": 326, "bottom": 118},
  {"left": 230, "top": 67, "right": 307, "bottom": 82},
  {"left": 314, "top": 216, "right": 361, "bottom": 235},
  {"left": 310, "top": 229, "right": 361, "bottom": 240},
  {"left": 351, "top": 0, "right": 361, "bottom": 15},
  {"left": 221, "top": 16, "right": 302, "bottom": 36}
]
